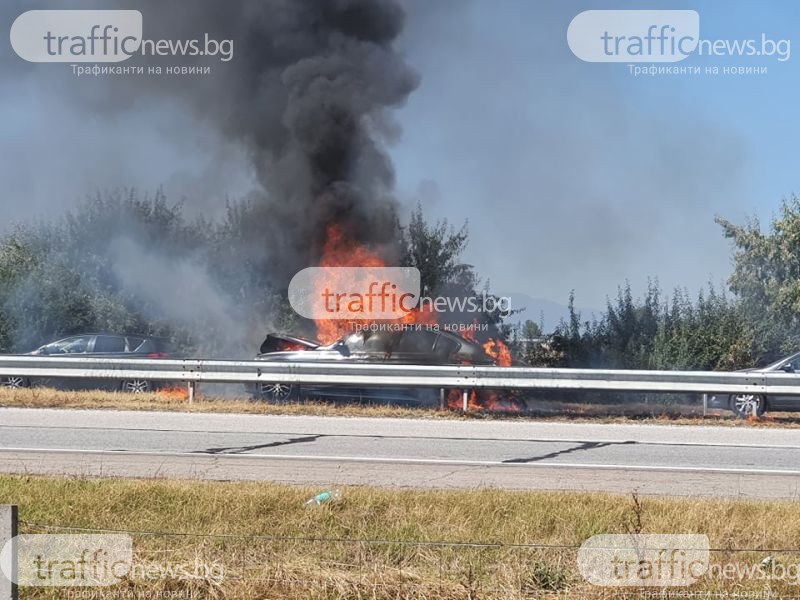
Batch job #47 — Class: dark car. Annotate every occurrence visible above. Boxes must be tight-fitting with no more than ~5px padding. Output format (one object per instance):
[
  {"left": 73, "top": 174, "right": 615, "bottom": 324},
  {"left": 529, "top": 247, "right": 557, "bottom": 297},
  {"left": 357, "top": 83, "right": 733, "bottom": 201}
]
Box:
[
  {"left": 0, "top": 333, "right": 171, "bottom": 393},
  {"left": 708, "top": 351, "right": 800, "bottom": 417},
  {"left": 250, "top": 328, "right": 494, "bottom": 403}
]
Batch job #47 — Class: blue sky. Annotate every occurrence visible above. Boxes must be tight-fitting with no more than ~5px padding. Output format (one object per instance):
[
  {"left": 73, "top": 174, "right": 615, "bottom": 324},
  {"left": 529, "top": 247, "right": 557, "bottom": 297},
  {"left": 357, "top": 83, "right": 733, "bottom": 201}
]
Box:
[{"left": 391, "top": 0, "right": 800, "bottom": 313}]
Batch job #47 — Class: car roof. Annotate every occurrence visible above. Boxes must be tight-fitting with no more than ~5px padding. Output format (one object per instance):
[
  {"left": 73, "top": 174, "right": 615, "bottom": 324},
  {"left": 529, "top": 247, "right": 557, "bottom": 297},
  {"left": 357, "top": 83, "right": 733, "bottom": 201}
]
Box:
[
  {"left": 763, "top": 350, "right": 800, "bottom": 371},
  {"left": 45, "top": 333, "right": 160, "bottom": 343}
]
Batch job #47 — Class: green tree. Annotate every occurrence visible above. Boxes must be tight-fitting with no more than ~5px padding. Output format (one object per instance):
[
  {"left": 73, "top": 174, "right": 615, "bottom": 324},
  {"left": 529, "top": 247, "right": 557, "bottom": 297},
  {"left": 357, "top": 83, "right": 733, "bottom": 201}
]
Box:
[
  {"left": 554, "top": 281, "right": 754, "bottom": 370},
  {"left": 0, "top": 190, "right": 206, "bottom": 352},
  {"left": 521, "top": 319, "right": 542, "bottom": 339},
  {"left": 650, "top": 286, "right": 756, "bottom": 370},
  {"left": 401, "top": 203, "right": 474, "bottom": 297},
  {"left": 401, "top": 203, "right": 513, "bottom": 341},
  {"left": 716, "top": 194, "right": 800, "bottom": 361}
]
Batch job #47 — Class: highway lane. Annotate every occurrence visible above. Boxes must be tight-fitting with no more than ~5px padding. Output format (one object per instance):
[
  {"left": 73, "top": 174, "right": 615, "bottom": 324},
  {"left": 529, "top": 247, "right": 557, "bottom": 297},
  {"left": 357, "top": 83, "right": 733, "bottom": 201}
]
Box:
[{"left": 1, "top": 407, "right": 800, "bottom": 498}]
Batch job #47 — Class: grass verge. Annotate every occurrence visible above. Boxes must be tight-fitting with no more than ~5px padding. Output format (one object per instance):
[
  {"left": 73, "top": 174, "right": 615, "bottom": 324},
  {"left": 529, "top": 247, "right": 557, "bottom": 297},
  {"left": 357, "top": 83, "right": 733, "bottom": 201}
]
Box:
[
  {"left": 2, "top": 475, "right": 800, "bottom": 598},
  {"left": 2, "top": 385, "right": 798, "bottom": 428}
]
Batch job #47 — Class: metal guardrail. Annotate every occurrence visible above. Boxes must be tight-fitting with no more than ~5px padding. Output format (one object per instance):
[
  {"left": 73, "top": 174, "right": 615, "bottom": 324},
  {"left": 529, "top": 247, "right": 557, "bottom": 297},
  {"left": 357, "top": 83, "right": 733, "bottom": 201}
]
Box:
[{"left": 0, "top": 355, "right": 799, "bottom": 395}]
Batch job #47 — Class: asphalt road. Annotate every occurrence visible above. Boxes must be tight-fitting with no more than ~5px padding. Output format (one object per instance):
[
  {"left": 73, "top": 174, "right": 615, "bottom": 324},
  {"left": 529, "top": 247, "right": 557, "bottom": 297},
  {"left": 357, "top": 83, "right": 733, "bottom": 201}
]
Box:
[{"left": 2, "top": 407, "right": 800, "bottom": 498}]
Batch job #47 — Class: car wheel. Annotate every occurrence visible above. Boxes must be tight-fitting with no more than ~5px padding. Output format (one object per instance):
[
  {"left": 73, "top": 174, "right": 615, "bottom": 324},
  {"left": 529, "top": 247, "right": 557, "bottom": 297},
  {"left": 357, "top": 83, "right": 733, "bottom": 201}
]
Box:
[
  {"left": 731, "top": 394, "right": 766, "bottom": 418},
  {"left": 121, "top": 379, "right": 152, "bottom": 394},
  {"left": 1, "top": 376, "right": 29, "bottom": 389},
  {"left": 258, "top": 382, "right": 296, "bottom": 403}
]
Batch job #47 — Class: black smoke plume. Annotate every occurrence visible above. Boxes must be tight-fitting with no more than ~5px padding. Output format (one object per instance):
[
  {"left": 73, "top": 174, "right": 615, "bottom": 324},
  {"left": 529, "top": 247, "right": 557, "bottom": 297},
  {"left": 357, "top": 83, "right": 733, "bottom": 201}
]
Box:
[
  {"left": 107, "top": 0, "right": 420, "bottom": 279},
  {"left": 0, "top": 0, "right": 419, "bottom": 354}
]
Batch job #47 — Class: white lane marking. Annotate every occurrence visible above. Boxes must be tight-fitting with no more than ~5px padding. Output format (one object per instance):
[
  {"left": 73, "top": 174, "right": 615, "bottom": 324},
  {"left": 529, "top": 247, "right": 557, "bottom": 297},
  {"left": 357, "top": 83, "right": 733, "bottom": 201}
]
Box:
[{"left": 1, "top": 447, "right": 800, "bottom": 476}]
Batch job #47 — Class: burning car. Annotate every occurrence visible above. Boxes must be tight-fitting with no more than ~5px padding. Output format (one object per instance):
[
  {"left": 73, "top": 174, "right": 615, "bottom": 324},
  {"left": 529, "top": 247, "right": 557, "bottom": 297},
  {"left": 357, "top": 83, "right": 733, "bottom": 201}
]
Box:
[
  {"left": 250, "top": 328, "right": 494, "bottom": 403},
  {"left": 0, "top": 333, "right": 171, "bottom": 393}
]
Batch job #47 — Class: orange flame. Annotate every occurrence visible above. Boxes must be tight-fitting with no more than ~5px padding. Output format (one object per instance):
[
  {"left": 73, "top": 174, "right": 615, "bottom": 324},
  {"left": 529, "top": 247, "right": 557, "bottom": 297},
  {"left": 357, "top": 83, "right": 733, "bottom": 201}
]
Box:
[
  {"left": 314, "top": 223, "right": 520, "bottom": 412},
  {"left": 158, "top": 385, "right": 189, "bottom": 401},
  {"left": 446, "top": 388, "right": 521, "bottom": 412},
  {"left": 483, "top": 338, "right": 512, "bottom": 367},
  {"left": 462, "top": 320, "right": 478, "bottom": 342},
  {"left": 277, "top": 340, "right": 313, "bottom": 352},
  {"left": 449, "top": 337, "right": 517, "bottom": 411},
  {"left": 314, "top": 223, "right": 436, "bottom": 343}
]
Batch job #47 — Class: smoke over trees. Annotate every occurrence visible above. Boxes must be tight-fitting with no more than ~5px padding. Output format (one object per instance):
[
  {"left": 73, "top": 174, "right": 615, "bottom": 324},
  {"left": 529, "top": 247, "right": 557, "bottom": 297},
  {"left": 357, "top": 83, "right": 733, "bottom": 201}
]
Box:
[
  {"left": 0, "top": 192, "right": 505, "bottom": 355},
  {"left": 0, "top": 191, "right": 255, "bottom": 354},
  {"left": 86, "top": 0, "right": 421, "bottom": 281},
  {"left": 0, "top": 0, "right": 427, "bottom": 353},
  {"left": 1, "top": 1, "right": 797, "bottom": 369}
]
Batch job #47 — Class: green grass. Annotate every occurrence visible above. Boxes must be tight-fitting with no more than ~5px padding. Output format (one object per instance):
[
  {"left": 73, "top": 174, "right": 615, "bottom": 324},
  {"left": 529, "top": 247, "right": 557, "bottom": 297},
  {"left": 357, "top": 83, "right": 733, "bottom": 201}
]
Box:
[{"left": 3, "top": 475, "right": 800, "bottom": 598}]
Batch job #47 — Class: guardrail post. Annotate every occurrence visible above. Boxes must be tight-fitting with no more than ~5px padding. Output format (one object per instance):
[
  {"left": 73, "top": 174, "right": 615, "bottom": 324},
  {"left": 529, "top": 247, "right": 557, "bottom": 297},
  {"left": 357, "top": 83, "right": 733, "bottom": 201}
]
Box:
[
  {"left": 0, "top": 505, "right": 17, "bottom": 600},
  {"left": 702, "top": 393, "right": 708, "bottom": 417},
  {"left": 462, "top": 389, "right": 469, "bottom": 412},
  {"left": 188, "top": 382, "right": 196, "bottom": 404},
  {"left": 439, "top": 388, "right": 445, "bottom": 411}
]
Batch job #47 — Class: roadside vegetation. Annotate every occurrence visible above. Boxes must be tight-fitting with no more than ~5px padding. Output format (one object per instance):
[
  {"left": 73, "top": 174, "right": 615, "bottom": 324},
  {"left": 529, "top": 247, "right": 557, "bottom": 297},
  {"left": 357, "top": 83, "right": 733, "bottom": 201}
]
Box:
[
  {"left": 0, "top": 191, "right": 509, "bottom": 357},
  {"left": 530, "top": 196, "right": 800, "bottom": 372},
  {"left": 4, "top": 190, "right": 800, "bottom": 375},
  {"left": 5, "top": 475, "right": 800, "bottom": 599}
]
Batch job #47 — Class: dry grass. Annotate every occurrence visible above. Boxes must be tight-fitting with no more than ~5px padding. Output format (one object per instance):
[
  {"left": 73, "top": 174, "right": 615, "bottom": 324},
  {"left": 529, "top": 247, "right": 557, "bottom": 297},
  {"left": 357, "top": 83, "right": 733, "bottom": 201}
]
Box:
[
  {"left": 2, "top": 385, "right": 800, "bottom": 428},
  {"left": 0, "top": 386, "right": 442, "bottom": 419},
  {"left": 3, "top": 475, "right": 800, "bottom": 598}
]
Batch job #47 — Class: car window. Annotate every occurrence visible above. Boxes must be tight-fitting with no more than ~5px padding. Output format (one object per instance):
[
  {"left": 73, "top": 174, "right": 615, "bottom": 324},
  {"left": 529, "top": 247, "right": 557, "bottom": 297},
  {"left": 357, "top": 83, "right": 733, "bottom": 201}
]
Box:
[
  {"left": 433, "top": 335, "right": 460, "bottom": 359},
  {"left": 397, "top": 330, "right": 439, "bottom": 354},
  {"left": 363, "top": 331, "right": 405, "bottom": 354},
  {"left": 132, "top": 339, "right": 159, "bottom": 354},
  {"left": 345, "top": 332, "right": 397, "bottom": 354},
  {"left": 45, "top": 336, "right": 91, "bottom": 354},
  {"left": 344, "top": 333, "right": 366, "bottom": 352},
  {"left": 126, "top": 337, "right": 145, "bottom": 352},
  {"left": 94, "top": 335, "right": 126, "bottom": 353}
]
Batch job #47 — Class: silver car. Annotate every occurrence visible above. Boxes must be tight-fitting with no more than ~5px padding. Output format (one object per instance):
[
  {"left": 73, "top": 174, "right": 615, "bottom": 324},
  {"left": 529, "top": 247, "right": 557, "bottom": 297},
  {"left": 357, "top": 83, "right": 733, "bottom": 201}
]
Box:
[
  {"left": 0, "top": 333, "right": 171, "bottom": 393},
  {"left": 708, "top": 351, "right": 800, "bottom": 417}
]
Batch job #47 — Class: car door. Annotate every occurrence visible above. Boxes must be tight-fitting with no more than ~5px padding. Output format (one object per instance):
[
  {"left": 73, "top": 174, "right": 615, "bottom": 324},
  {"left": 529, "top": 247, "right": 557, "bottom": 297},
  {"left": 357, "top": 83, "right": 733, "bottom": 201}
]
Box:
[
  {"left": 81, "top": 335, "right": 128, "bottom": 391},
  {"left": 304, "top": 332, "right": 385, "bottom": 399},
  {"left": 768, "top": 355, "right": 800, "bottom": 410},
  {"left": 38, "top": 335, "right": 94, "bottom": 390},
  {"left": 391, "top": 330, "right": 441, "bottom": 364}
]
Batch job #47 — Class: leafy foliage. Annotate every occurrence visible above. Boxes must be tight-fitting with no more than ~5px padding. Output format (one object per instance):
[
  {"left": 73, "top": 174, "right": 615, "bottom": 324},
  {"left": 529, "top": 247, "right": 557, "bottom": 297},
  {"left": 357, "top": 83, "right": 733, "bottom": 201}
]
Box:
[
  {"left": 716, "top": 194, "right": 800, "bottom": 362},
  {"left": 401, "top": 203, "right": 513, "bottom": 340},
  {"left": 0, "top": 193, "right": 507, "bottom": 354},
  {"left": 6, "top": 189, "right": 800, "bottom": 369},
  {"left": 553, "top": 281, "right": 756, "bottom": 370},
  {"left": 0, "top": 190, "right": 198, "bottom": 352}
]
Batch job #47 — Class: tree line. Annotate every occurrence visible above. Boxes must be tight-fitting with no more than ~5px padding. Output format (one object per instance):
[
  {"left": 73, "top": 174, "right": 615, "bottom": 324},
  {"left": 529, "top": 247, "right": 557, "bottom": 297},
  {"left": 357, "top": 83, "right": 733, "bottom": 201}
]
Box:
[
  {"left": 3, "top": 189, "right": 799, "bottom": 369},
  {"left": 0, "top": 191, "right": 506, "bottom": 356},
  {"left": 521, "top": 195, "right": 800, "bottom": 370}
]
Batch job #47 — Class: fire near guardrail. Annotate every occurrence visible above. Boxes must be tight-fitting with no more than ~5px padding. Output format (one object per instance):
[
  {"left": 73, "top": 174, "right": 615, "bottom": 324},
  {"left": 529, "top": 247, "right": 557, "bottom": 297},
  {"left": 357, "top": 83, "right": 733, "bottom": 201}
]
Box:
[{"left": 0, "top": 356, "right": 799, "bottom": 395}]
